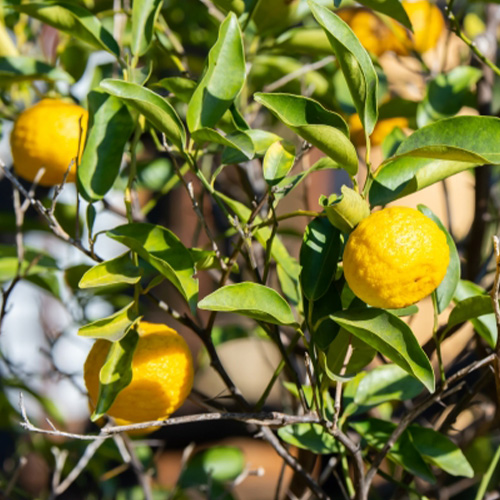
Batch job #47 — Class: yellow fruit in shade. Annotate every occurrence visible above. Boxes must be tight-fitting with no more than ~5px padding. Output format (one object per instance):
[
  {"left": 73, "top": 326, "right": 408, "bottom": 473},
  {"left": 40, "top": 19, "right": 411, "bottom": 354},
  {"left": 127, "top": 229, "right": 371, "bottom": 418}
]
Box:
[
  {"left": 337, "top": 7, "right": 392, "bottom": 56},
  {"left": 84, "top": 322, "right": 194, "bottom": 425},
  {"left": 388, "top": 1, "right": 445, "bottom": 55},
  {"left": 343, "top": 207, "right": 450, "bottom": 309},
  {"left": 10, "top": 98, "right": 88, "bottom": 186},
  {"left": 349, "top": 114, "right": 409, "bottom": 146}
]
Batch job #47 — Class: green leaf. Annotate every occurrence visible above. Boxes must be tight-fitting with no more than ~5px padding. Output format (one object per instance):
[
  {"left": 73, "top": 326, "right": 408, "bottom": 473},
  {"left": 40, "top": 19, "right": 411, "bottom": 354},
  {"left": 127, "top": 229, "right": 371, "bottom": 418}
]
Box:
[
  {"left": 331, "top": 309, "right": 435, "bottom": 392},
  {"left": 221, "top": 129, "right": 282, "bottom": 165},
  {"left": 79, "top": 253, "right": 142, "bottom": 288},
  {"left": 370, "top": 156, "right": 479, "bottom": 206},
  {"left": 446, "top": 296, "right": 495, "bottom": 347},
  {"left": 274, "top": 28, "right": 334, "bottom": 56},
  {"left": 254, "top": 92, "right": 358, "bottom": 174},
  {"left": 263, "top": 140, "right": 295, "bottom": 185},
  {"left": 100, "top": 79, "right": 186, "bottom": 151},
  {"left": 354, "top": 364, "right": 424, "bottom": 407},
  {"left": 417, "top": 205, "right": 459, "bottom": 313},
  {"left": 408, "top": 425, "right": 474, "bottom": 478},
  {"left": 325, "top": 329, "right": 376, "bottom": 380},
  {"left": 304, "top": 280, "right": 342, "bottom": 350},
  {"left": 300, "top": 216, "right": 340, "bottom": 301},
  {"left": 92, "top": 327, "right": 139, "bottom": 420},
  {"left": 198, "top": 282, "right": 298, "bottom": 327},
  {"left": 25, "top": 272, "right": 61, "bottom": 299},
  {"left": 78, "top": 90, "right": 135, "bottom": 202},
  {"left": 357, "top": 0, "right": 412, "bottom": 29},
  {"left": 308, "top": 0, "right": 378, "bottom": 134},
  {"left": 0, "top": 245, "right": 58, "bottom": 282},
  {"left": 131, "top": 0, "right": 163, "bottom": 57},
  {"left": 417, "top": 66, "right": 482, "bottom": 127},
  {"left": 454, "top": 280, "right": 497, "bottom": 348},
  {"left": 179, "top": 446, "right": 245, "bottom": 487},
  {"left": 13, "top": 2, "right": 119, "bottom": 56},
  {"left": 278, "top": 423, "right": 339, "bottom": 454},
  {"left": 351, "top": 418, "right": 435, "bottom": 482},
  {"left": 78, "top": 302, "right": 141, "bottom": 341},
  {"left": 155, "top": 76, "right": 197, "bottom": 103},
  {"left": 0, "top": 56, "right": 74, "bottom": 84},
  {"left": 107, "top": 223, "right": 198, "bottom": 312},
  {"left": 187, "top": 13, "right": 245, "bottom": 131},
  {"left": 191, "top": 127, "right": 254, "bottom": 160},
  {"left": 393, "top": 115, "right": 500, "bottom": 164}
]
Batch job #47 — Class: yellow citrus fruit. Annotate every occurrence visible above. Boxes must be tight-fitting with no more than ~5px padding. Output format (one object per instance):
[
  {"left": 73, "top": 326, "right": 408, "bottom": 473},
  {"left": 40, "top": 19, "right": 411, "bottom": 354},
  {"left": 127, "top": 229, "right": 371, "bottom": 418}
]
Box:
[
  {"left": 338, "top": 7, "right": 392, "bottom": 56},
  {"left": 84, "top": 322, "right": 194, "bottom": 425},
  {"left": 343, "top": 207, "right": 449, "bottom": 309},
  {"left": 10, "top": 98, "right": 88, "bottom": 186},
  {"left": 389, "top": 1, "right": 445, "bottom": 55},
  {"left": 349, "top": 114, "right": 409, "bottom": 147}
]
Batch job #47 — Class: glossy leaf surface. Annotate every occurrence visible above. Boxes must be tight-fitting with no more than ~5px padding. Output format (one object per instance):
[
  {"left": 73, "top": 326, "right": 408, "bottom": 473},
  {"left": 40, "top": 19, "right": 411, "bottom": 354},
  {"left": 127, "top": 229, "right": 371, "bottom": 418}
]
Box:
[
  {"left": 101, "top": 79, "right": 186, "bottom": 150},
  {"left": 78, "top": 91, "right": 134, "bottom": 201},
  {"left": 198, "top": 283, "right": 298, "bottom": 327},
  {"left": 331, "top": 309, "right": 435, "bottom": 392},
  {"left": 255, "top": 92, "right": 358, "bottom": 173},
  {"left": 107, "top": 223, "right": 198, "bottom": 312},
  {"left": 187, "top": 13, "right": 245, "bottom": 131},
  {"left": 13, "top": 2, "right": 119, "bottom": 56},
  {"left": 309, "top": 0, "right": 378, "bottom": 134}
]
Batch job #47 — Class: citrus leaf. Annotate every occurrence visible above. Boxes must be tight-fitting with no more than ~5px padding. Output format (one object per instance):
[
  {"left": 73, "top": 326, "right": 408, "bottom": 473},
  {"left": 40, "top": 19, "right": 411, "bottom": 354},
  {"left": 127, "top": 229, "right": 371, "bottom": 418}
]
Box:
[
  {"left": 300, "top": 216, "right": 341, "bottom": 301},
  {"left": 198, "top": 282, "right": 298, "bottom": 327},
  {"left": 221, "top": 129, "right": 281, "bottom": 165},
  {"left": 370, "top": 156, "right": 480, "bottom": 206},
  {"left": 78, "top": 302, "right": 141, "bottom": 341},
  {"left": 180, "top": 446, "right": 245, "bottom": 487},
  {"left": 446, "top": 296, "right": 494, "bottom": 347},
  {"left": 78, "top": 90, "right": 135, "bottom": 202},
  {"left": 0, "top": 245, "right": 58, "bottom": 282},
  {"left": 308, "top": 0, "right": 378, "bottom": 134},
  {"left": 303, "top": 280, "right": 342, "bottom": 350},
  {"left": 156, "top": 76, "right": 197, "bottom": 103},
  {"left": 0, "top": 56, "right": 74, "bottom": 84},
  {"left": 351, "top": 418, "right": 435, "bottom": 483},
  {"left": 417, "top": 205, "right": 459, "bottom": 313},
  {"left": 187, "top": 12, "right": 245, "bottom": 131},
  {"left": 325, "top": 329, "right": 376, "bottom": 379},
  {"left": 278, "top": 424, "right": 339, "bottom": 454},
  {"left": 408, "top": 425, "right": 474, "bottom": 478},
  {"left": 274, "top": 27, "right": 334, "bottom": 56},
  {"left": 331, "top": 309, "right": 435, "bottom": 392},
  {"left": 393, "top": 115, "right": 500, "bottom": 164},
  {"left": 354, "top": 364, "right": 424, "bottom": 407},
  {"left": 263, "top": 141, "right": 295, "bottom": 185},
  {"left": 254, "top": 92, "right": 358, "bottom": 174},
  {"left": 92, "top": 327, "right": 139, "bottom": 421},
  {"left": 191, "top": 127, "right": 254, "bottom": 160},
  {"left": 100, "top": 79, "right": 186, "bottom": 150},
  {"left": 453, "top": 280, "right": 497, "bottom": 348},
  {"left": 131, "top": 0, "right": 163, "bottom": 57},
  {"left": 417, "top": 66, "right": 482, "bottom": 127},
  {"left": 12, "top": 2, "right": 119, "bottom": 56},
  {"left": 79, "top": 253, "right": 143, "bottom": 288},
  {"left": 357, "top": 0, "right": 412, "bottom": 29},
  {"left": 107, "top": 223, "right": 198, "bottom": 313}
]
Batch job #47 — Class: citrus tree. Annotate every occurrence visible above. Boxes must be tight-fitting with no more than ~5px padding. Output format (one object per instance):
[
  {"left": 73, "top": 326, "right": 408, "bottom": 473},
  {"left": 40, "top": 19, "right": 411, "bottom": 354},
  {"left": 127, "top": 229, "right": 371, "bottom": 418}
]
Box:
[{"left": 1, "top": 0, "right": 500, "bottom": 499}]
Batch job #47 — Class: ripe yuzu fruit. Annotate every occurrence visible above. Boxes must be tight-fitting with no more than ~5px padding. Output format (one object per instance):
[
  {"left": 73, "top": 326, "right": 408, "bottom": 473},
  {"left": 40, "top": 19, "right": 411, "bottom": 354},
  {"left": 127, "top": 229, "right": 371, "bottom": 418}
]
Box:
[
  {"left": 10, "top": 98, "right": 88, "bottom": 186},
  {"left": 84, "top": 322, "right": 194, "bottom": 425},
  {"left": 343, "top": 206, "right": 450, "bottom": 309}
]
